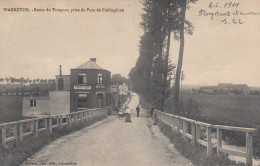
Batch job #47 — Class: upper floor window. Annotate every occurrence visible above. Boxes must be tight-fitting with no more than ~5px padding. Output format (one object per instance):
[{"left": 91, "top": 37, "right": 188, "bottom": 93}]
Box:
[
  {"left": 78, "top": 73, "right": 87, "bottom": 84},
  {"left": 97, "top": 73, "right": 103, "bottom": 84},
  {"left": 30, "top": 99, "right": 36, "bottom": 107}
]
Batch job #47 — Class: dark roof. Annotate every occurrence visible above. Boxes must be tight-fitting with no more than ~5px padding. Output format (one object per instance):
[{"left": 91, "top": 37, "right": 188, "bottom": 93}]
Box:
[{"left": 75, "top": 59, "right": 104, "bottom": 70}]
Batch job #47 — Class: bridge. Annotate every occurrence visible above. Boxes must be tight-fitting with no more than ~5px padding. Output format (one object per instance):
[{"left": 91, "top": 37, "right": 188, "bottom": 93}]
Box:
[{"left": 0, "top": 93, "right": 258, "bottom": 166}]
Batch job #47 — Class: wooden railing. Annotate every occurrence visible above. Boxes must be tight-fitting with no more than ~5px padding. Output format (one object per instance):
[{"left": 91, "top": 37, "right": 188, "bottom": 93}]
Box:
[
  {"left": 0, "top": 107, "right": 108, "bottom": 148},
  {"left": 155, "top": 109, "right": 257, "bottom": 166}
]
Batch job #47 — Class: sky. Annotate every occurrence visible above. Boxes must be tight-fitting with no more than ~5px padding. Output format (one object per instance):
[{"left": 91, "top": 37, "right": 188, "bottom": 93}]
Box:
[{"left": 0, "top": 0, "right": 260, "bottom": 87}]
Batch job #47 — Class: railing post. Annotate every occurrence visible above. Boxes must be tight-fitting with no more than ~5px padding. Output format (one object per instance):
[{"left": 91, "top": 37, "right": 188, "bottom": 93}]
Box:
[
  {"left": 75, "top": 114, "right": 78, "bottom": 124},
  {"left": 182, "top": 120, "right": 187, "bottom": 140},
  {"left": 171, "top": 116, "right": 174, "bottom": 132},
  {"left": 196, "top": 124, "right": 201, "bottom": 141},
  {"left": 14, "top": 123, "right": 18, "bottom": 144},
  {"left": 68, "top": 114, "right": 71, "bottom": 128},
  {"left": 57, "top": 116, "right": 60, "bottom": 129},
  {"left": 2, "top": 125, "right": 7, "bottom": 148},
  {"left": 217, "top": 128, "right": 222, "bottom": 156},
  {"left": 59, "top": 116, "right": 63, "bottom": 129},
  {"left": 246, "top": 132, "right": 253, "bottom": 166},
  {"left": 175, "top": 117, "right": 180, "bottom": 133},
  {"left": 207, "top": 126, "right": 212, "bottom": 157},
  {"left": 48, "top": 117, "right": 52, "bottom": 135},
  {"left": 45, "top": 118, "right": 48, "bottom": 131},
  {"left": 20, "top": 123, "right": 23, "bottom": 141},
  {"left": 191, "top": 122, "right": 196, "bottom": 143},
  {"left": 35, "top": 119, "right": 39, "bottom": 137},
  {"left": 31, "top": 120, "right": 34, "bottom": 135}
]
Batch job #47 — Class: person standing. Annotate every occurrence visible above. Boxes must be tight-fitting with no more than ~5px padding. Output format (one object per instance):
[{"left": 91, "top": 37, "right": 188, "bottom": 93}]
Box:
[
  {"left": 136, "top": 105, "right": 140, "bottom": 117},
  {"left": 125, "top": 106, "right": 131, "bottom": 122}
]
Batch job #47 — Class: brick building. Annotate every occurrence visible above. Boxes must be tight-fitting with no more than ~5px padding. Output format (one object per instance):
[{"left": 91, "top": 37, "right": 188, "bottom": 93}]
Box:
[{"left": 70, "top": 58, "right": 111, "bottom": 111}]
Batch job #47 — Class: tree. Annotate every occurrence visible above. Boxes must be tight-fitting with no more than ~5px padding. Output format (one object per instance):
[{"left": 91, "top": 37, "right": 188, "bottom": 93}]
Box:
[
  {"left": 111, "top": 74, "right": 128, "bottom": 85},
  {"left": 173, "top": 0, "right": 197, "bottom": 113}
]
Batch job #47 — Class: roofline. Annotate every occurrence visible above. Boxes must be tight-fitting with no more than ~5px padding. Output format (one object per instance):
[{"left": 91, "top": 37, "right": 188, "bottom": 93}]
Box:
[{"left": 70, "top": 68, "right": 111, "bottom": 73}]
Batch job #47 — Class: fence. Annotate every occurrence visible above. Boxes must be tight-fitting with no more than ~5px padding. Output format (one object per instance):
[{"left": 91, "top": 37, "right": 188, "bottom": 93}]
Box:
[
  {"left": 0, "top": 107, "right": 108, "bottom": 148},
  {"left": 155, "top": 109, "right": 257, "bottom": 166}
]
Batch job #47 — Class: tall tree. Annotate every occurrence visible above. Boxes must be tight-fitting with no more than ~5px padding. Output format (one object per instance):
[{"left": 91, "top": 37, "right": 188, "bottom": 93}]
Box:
[{"left": 173, "top": 0, "right": 197, "bottom": 113}]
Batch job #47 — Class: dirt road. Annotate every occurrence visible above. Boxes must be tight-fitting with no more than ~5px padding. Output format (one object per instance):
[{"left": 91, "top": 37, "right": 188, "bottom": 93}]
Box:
[{"left": 22, "top": 93, "right": 192, "bottom": 166}]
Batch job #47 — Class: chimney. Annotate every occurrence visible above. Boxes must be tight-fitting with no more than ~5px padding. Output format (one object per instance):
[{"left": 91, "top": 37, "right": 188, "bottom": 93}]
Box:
[
  {"left": 59, "top": 65, "right": 62, "bottom": 77},
  {"left": 90, "top": 58, "right": 96, "bottom": 63},
  {"left": 58, "top": 65, "right": 64, "bottom": 90}
]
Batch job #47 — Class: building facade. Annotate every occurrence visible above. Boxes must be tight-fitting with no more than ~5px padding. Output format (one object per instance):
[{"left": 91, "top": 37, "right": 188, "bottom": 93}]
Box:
[
  {"left": 118, "top": 83, "right": 129, "bottom": 95},
  {"left": 70, "top": 58, "right": 111, "bottom": 111},
  {"left": 22, "top": 97, "right": 50, "bottom": 117}
]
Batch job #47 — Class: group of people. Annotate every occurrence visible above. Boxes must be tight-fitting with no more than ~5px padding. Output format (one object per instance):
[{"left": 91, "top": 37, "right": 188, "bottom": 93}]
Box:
[{"left": 123, "top": 101, "right": 142, "bottom": 123}]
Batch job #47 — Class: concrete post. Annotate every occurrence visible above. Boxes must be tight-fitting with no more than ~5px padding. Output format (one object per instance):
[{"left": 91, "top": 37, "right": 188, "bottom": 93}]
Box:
[
  {"left": 35, "top": 120, "right": 39, "bottom": 137},
  {"left": 2, "top": 126, "right": 6, "bottom": 148},
  {"left": 48, "top": 117, "right": 52, "bottom": 135},
  {"left": 207, "top": 126, "right": 212, "bottom": 157},
  {"left": 246, "top": 132, "right": 253, "bottom": 166},
  {"left": 197, "top": 124, "right": 201, "bottom": 140},
  {"left": 19, "top": 123, "right": 23, "bottom": 141},
  {"left": 191, "top": 122, "right": 196, "bottom": 143},
  {"left": 14, "top": 123, "right": 18, "bottom": 144},
  {"left": 217, "top": 128, "right": 222, "bottom": 156}
]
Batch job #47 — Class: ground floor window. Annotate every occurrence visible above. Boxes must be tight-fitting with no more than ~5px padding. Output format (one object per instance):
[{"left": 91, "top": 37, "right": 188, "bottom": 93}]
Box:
[
  {"left": 30, "top": 99, "right": 36, "bottom": 107},
  {"left": 78, "top": 94, "right": 88, "bottom": 108}
]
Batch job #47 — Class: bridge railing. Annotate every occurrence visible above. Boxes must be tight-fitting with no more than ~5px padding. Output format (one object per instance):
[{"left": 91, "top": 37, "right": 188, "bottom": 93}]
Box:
[
  {"left": 0, "top": 107, "right": 108, "bottom": 148},
  {"left": 155, "top": 109, "right": 257, "bottom": 166}
]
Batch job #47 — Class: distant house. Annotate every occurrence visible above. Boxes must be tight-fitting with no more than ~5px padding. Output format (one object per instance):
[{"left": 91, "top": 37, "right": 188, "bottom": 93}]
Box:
[
  {"left": 119, "top": 83, "right": 128, "bottom": 95},
  {"left": 217, "top": 83, "right": 250, "bottom": 94},
  {"left": 199, "top": 83, "right": 250, "bottom": 95},
  {"left": 199, "top": 86, "right": 216, "bottom": 94},
  {"left": 110, "top": 83, "right": 129, "bottom": 108}
]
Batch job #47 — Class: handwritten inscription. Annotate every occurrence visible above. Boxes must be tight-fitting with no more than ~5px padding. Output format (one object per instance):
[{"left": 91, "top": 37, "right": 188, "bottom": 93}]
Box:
[{"left": 198, "top": 2, "right": 260, "bottom": 25}]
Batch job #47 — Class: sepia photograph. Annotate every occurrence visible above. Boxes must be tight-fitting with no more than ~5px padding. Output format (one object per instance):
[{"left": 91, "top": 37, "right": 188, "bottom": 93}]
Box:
[{"left": 0, "top": 0, "right": 260, "bottom": 165}]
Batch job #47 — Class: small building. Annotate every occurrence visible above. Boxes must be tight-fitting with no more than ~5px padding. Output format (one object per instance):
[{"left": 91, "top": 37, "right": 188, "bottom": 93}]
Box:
[
  {"left": 22, "top": 97, "right": 50, "bottom": 117},
  {"left": 199, "top": 86, "right": 216, "bottom": 94},
  {"left": 22, "top": 91, "right": 70, "bottom": 117},
  {"left": 49, "top": 91, "right": 70, "bottom": 115}
]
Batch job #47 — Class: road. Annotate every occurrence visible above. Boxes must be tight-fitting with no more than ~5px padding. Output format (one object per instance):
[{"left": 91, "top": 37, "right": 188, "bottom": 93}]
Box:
[{"left": 22, "top": 93, "right": 192, "bottom": 166}]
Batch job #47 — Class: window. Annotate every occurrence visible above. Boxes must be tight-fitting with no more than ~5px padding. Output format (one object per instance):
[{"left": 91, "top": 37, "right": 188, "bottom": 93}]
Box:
[
  {"left": 78, "top": 94, "right": 88, "bottom": 108},
  {"left": 97, "top": 73, "right": 103, "bottom": 84},
  {"left": 78, "top": 73, "right": 87, "bottom": 84},
  {"left": 30, "top": 99, "right": 36, "bottom": 107}
]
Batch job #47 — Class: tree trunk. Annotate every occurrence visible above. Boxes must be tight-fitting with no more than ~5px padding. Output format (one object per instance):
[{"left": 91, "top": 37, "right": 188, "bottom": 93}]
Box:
[
  {"left": 174, "top": 1, "right": 186, "bottom": 113},
  {"left": 161, "top": 6, "right": 172, "bottom": 112}
]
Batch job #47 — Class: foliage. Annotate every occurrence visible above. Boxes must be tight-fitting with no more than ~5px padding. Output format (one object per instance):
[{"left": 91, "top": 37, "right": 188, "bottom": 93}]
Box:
[
  {"left": 111, "top": 74, "right": 129, "bottom": 85},
  {"left": 0, "top": 77, "right": 56, "bottom": 96},
  {"left": 178, "top": 97, "right": 202, "bottom": 119},
  {"left": 130, "top": 0, "right": 198, "bottom": 112}
]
